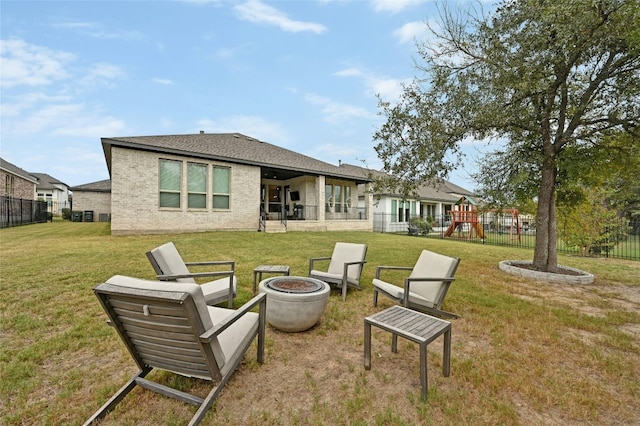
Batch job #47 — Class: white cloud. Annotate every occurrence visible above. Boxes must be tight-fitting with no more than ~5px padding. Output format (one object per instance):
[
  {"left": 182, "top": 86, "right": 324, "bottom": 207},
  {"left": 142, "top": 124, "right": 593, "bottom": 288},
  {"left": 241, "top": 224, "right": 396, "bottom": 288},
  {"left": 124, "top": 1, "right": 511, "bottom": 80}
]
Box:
[
  {"left": 335, "top": 66, "right": 408, "bottom": 103},
  {"left": 305, "top": 93, "right": 375, "bottom": 124},
  {"left": 372, "top": 0, "right": 423, "bottom": 14},
  {"left": 195, "top": 115, "right": 292, "bottom": 145},
  {"left": 393, "top": 21, "right": 427, "bottom": 44},
  {"left": 4, "top": 102, "right": 126, "bottom": 137},
  {"left": 152, "top": 78, "right": 174, "bottom": 85},
  {"left": 0, "top": 39, "right": 74, "bottom": 88},
  {"left": 77, "top": 63, "right": 126, "bottom": 91},
  {"left": 234, "top": 0, "right": 327, "bottom": 34},
  {"left": 334, "top": 68, "right": 363, "bottom": 78},
  {"left": 50, "top": 19, "right": 147, "bottom": 42}
]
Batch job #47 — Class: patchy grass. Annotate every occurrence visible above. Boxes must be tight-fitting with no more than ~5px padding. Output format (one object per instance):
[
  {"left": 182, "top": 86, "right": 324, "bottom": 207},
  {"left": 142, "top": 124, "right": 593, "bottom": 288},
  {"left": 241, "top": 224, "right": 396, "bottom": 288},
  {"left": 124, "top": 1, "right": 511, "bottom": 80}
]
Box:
[{"left": 1, "top": 221, "right": 639, "bottom": 425}]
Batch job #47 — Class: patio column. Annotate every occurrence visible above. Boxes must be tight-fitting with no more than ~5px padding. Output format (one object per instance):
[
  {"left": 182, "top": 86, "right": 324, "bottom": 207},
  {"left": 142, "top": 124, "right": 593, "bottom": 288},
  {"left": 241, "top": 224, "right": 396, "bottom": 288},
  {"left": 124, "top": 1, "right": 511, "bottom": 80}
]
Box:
[{"left": 318, "top": 175, "right": 325, "bottom": 222}]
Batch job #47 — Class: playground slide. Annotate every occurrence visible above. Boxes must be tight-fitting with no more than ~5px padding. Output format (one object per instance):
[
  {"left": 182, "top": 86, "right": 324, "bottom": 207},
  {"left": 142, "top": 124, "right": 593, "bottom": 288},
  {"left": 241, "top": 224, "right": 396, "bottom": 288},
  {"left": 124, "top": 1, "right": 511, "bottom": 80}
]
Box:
[
  {"left": 443, "top": 221, "right": 485, "bottom": 238},
  {"left": 444, "top": 222, "right": 455, "bottom": 237},
  {"left": 473, "top": 222, "right": 485, "bottom": 239}
]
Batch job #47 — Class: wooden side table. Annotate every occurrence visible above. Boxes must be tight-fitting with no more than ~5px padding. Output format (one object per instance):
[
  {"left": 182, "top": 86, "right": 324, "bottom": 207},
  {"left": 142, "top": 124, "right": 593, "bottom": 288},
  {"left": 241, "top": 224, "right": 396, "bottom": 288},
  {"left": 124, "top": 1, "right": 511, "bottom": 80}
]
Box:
[
  {"left": 364, "top": 305, "right": 451, "bottom": 400},
  {"left": 252, "top": 265, "right": 290, "bottom": 295}
]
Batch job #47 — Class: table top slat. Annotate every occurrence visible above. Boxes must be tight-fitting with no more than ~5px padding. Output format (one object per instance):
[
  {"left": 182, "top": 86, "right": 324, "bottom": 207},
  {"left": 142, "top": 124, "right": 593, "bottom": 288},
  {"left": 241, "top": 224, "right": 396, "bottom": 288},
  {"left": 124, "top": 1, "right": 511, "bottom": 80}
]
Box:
[{"left": 366, "top": 306, "right": 450, "bottom": 343}]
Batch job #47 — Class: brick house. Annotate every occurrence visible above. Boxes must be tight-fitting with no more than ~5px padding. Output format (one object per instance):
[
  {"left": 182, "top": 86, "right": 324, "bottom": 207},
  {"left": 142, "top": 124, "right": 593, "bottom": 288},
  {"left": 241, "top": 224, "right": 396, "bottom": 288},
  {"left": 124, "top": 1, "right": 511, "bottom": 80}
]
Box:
[
  {"left": 0, "top": 157, "right": 37, "bottom": 199},
  {"left": 337, "top": 163, "right": 474, "bottom": 233},
  {"left": 102, "top": 132, "right": 373, "bottom": 235},
  {"left": 69, "top": 179, "right": 112, "bottom": 222}
]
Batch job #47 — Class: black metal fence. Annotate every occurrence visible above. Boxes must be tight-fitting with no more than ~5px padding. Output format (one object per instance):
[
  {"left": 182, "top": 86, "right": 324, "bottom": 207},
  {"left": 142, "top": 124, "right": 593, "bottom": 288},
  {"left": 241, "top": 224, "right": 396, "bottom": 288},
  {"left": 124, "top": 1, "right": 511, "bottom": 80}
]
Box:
[
  {"left": 374, "top": 212, "right": 640, "bottom": 261},
  {"left": 1, "top": 196, "right": 49, "bottom": 228}
]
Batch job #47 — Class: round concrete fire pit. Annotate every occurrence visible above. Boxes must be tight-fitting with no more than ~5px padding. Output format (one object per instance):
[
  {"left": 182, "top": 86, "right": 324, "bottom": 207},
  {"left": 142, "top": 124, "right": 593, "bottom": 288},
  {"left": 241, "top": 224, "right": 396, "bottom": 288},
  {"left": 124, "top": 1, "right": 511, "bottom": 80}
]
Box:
[{"left": 258, "top": 276, "right": 330, "bottom": 332}]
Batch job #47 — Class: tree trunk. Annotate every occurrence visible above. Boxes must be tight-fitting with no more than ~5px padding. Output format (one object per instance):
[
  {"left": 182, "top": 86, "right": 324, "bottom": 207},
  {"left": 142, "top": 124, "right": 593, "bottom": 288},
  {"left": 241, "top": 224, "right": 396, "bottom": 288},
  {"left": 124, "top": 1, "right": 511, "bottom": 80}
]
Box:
[{"left": 533, "top": 157, "right": 559, "bottom": 272}]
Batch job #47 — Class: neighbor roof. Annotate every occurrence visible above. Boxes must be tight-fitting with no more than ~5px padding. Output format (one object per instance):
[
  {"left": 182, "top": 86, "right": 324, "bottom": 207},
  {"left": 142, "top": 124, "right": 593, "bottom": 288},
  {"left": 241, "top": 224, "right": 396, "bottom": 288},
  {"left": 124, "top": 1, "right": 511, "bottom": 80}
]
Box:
[
  {"left": 30, "top": 173, "right": 68, "bottom": 190},
  {"left": 102, "top": 133, "right": 371, "bottom": 183},
  {"left": 69, "top": 179, "right": 111, "bottom": 193},
  {"left": 0, "top": 157, "right": 37, "bottom": 183},
  {"left": 338, "top": 163, "right": 473, "bottom": 203}
]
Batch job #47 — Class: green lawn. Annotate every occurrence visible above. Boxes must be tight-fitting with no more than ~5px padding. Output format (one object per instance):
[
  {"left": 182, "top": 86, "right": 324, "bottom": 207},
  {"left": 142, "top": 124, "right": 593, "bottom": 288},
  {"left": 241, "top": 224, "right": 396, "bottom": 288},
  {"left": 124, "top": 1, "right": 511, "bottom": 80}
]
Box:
[{"left": 1, "top": 221, "right": 639, "bottom": 425}]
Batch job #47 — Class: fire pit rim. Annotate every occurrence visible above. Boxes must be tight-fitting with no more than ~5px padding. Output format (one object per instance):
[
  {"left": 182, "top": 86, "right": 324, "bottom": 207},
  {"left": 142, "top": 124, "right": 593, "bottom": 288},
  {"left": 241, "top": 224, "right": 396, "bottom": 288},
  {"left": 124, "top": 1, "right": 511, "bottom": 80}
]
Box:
[{"left": 264, "top": 276, "right": 325, "bottom": 294}]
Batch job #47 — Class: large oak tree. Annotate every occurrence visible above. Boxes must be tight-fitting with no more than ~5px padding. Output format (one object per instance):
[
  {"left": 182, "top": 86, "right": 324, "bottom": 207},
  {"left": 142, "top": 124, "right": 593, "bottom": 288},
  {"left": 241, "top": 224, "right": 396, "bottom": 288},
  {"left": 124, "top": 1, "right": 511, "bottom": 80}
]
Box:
[{"left": 373, "top": 0, "right": 639, "bottom": 272}]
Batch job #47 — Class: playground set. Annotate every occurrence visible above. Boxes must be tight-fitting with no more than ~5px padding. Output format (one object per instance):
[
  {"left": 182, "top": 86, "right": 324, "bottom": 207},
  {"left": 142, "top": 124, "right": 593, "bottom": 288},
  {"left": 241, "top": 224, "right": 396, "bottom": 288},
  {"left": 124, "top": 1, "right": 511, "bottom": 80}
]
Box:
[{"left": 443, "top": 196, "right": 521, "bottom": 242}]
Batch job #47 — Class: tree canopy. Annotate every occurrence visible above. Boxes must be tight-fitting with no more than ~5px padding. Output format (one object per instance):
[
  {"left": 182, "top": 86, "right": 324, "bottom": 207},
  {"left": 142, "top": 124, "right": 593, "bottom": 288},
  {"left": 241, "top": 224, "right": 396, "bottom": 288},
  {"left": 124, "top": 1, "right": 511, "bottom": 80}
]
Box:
[{"left": 373, "top": 0, "right": 640, "bottom": 272}]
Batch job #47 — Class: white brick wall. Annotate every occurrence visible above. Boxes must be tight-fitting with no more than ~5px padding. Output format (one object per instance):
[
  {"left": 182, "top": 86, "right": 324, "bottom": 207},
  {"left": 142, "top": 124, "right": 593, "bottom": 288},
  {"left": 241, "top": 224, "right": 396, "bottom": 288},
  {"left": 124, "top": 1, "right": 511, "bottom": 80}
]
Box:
[{"left": 110, "top": 147, "right": 260, "bottom": 234}]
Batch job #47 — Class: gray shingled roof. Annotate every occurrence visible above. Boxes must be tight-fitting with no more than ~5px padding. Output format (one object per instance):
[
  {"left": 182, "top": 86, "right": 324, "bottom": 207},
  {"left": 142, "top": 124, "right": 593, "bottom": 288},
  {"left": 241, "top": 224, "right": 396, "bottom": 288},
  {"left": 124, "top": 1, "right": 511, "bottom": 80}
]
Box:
[
  {"left": 338, "top": 163, "right": 473, "bottom": 202},
  {"left": 102, "top": 133, "right": 370, "bottom": 183},
  {"left": 69, "top": 179, "right": 111, "bottom": 192},
  {"left": 0, "top": 157, "right": 37, "bottom": 183},
  {"left": 30, "top": 173, "right": 68, "bottom": 190}
]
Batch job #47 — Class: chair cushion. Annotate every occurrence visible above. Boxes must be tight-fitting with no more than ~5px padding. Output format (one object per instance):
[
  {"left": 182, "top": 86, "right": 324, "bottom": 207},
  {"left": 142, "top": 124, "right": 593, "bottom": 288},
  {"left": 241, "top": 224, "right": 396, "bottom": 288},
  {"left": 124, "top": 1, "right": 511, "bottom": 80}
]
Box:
[
  {"left": 372, "top": 278, "right": 435, "bottom": 308},
  {"left": 201, "top": 276, "right": 238, "bottom": 304},
  {"left": 327, "top": 242, "right": 367, "bottom": 281},
  {"left": 310, "top": 270, "right": 358, "bottom": 286},
  {"left": 408, "top": 250, "right": 458, "bottom": 304},
  {"left": 207, "top": 306, "right": 259, "bottom": 377},
  {"left": 150, "top": 242, "right": 196, "bottom": 284},
  {"left": 104, "top": 275, "right": 226, "bottom": 369}
]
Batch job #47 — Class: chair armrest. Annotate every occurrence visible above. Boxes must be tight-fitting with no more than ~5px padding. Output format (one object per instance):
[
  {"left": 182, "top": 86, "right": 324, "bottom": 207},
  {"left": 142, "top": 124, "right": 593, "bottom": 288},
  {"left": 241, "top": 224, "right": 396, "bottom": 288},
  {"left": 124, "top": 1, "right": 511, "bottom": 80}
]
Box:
[
  {"left": 308, "top": 256, "right": 331, "bottom": 273},
  {"left": 200, "top": 293, "right": 266, "bottom": 342},
  {"left": 156, "top": 270, "right": 234, "bottom": 281},
  {"left": 185, "top": 260, "right": 235, "bottom": 270},
  {"left": 341, "top": 260, "right": 367, "bottom": 280},
  {"left": 375, "top": 265, "right": 413, "bottom": 279}
]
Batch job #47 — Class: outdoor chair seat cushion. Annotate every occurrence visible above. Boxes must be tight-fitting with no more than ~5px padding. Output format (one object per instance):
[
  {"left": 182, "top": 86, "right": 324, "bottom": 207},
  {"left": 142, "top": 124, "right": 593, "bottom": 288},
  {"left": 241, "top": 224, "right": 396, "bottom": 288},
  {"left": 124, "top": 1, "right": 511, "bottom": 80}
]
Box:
[
  {"left": 206, "top": 305, "right": 259, "bottom": 377},
  {"left": 104, "top": 275, "right": 256, "bottom": 374},
  {"left": 201, "top": 277, "right": 237, "bottom": 305},
  {"left": 309, "top": 269, "right": 360, "bottom": 286},
  {"left": 371, "top": 278, "right": 436, "bottom": 309}
]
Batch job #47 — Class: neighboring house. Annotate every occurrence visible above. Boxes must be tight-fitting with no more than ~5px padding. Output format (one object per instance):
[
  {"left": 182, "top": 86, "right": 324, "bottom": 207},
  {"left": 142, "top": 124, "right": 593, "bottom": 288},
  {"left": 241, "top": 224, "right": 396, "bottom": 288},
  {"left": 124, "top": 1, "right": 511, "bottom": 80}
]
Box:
[
  {"left": 337, "top": 163, "right": 474, "bottom": 233},
  {"left": 31, "top": 173, "right": 70, "bottom": 216},
  {"left": 101, "top": 132, "right": 373, "bottom": 235},
  {"left": 69, "top": 179, "right": 112, "bottom": 222},
  {"left": 0, "top": 157, "right": 37, "bottom": 199}
]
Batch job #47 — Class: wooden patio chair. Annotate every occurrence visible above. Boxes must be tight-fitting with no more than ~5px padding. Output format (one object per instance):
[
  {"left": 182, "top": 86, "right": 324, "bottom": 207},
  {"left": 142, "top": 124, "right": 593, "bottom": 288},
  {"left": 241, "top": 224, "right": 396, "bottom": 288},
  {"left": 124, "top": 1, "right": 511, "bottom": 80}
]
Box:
[
  {"left": 308, "top": 242, "right": 368, "bottom": 301},
  {"left": 372, "top": 249, "right": 460, "bottom": 318},
  {"left": 84, "top": 275, "right": 266, "bottom": 426},
  {"left": 147, "top": 242, "right": 236, "bottom": 307}
]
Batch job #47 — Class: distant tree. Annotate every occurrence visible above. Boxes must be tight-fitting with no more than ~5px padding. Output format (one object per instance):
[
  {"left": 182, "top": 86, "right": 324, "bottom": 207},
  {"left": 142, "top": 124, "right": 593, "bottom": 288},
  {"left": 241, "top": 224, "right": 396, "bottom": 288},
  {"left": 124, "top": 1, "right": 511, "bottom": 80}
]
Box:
[
  {"left": 558, "top": 187, "right": 629, "bottom": 256},
  {"left": 373, "top": 0, "right": 640, "bottom": 272}
]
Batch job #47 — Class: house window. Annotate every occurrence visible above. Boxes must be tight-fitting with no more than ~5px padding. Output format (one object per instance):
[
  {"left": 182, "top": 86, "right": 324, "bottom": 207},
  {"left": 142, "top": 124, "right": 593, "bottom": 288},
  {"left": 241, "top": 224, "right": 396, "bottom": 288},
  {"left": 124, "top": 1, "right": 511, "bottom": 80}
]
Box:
[
  {"left": 6, "top": 175, "right": 14, "bottom": 195},
  {"left": 159, "top": 159, "right": 182, "bottom": 208},
  {"left": 345, "top": 186, "right": 351, "bottom": 211},
  {"left": 325, "top": 184, "right": 333, "bottom": 212},
  {"left": 392, "top": 199, "right": 414, "bottom": 222},
  {"left": 212, "top": 166, "right": 230, "bottom": 209},
  {"left": 334, "top": 185, "right": 343, "bottom": 213},
  {"left": 187, "top": 162, "right": 207, "bottom": 209}
]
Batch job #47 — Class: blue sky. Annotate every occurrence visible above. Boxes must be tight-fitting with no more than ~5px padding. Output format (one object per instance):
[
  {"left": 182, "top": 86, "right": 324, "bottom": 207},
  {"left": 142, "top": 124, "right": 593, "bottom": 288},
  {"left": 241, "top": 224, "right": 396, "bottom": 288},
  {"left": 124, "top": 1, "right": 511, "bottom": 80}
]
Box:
[{"left": 1, "top": 0, "right": 490, "bottom": 189}]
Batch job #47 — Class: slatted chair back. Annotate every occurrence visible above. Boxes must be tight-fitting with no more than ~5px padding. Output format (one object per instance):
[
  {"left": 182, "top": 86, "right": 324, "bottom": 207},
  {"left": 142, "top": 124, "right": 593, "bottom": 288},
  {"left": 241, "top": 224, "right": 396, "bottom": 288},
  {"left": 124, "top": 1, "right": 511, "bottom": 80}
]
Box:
[{"left": 94, "top": 275, "right": 225, "bottom": 380}]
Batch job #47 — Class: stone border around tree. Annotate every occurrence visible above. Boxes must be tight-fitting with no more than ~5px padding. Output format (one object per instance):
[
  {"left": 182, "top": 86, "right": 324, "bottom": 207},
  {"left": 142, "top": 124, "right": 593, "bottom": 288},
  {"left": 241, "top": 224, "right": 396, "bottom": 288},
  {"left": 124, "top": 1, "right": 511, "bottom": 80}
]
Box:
[{"left": 498, "top": 260, "right": 595, "bottom": 285}]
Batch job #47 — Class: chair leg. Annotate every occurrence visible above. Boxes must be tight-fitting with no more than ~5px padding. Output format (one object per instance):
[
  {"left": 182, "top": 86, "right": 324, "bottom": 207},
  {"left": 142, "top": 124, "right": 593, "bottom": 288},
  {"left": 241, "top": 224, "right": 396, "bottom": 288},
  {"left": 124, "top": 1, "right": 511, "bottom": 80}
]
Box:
[
  {"left": 83, "top": 369, "right": 149, "bottom": 425},
  {"left": 373, "top": 289, "right": 378, "bottom": 307},
  {"left": 188, "top": 383, "right": 224, "bottom": 426}
]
